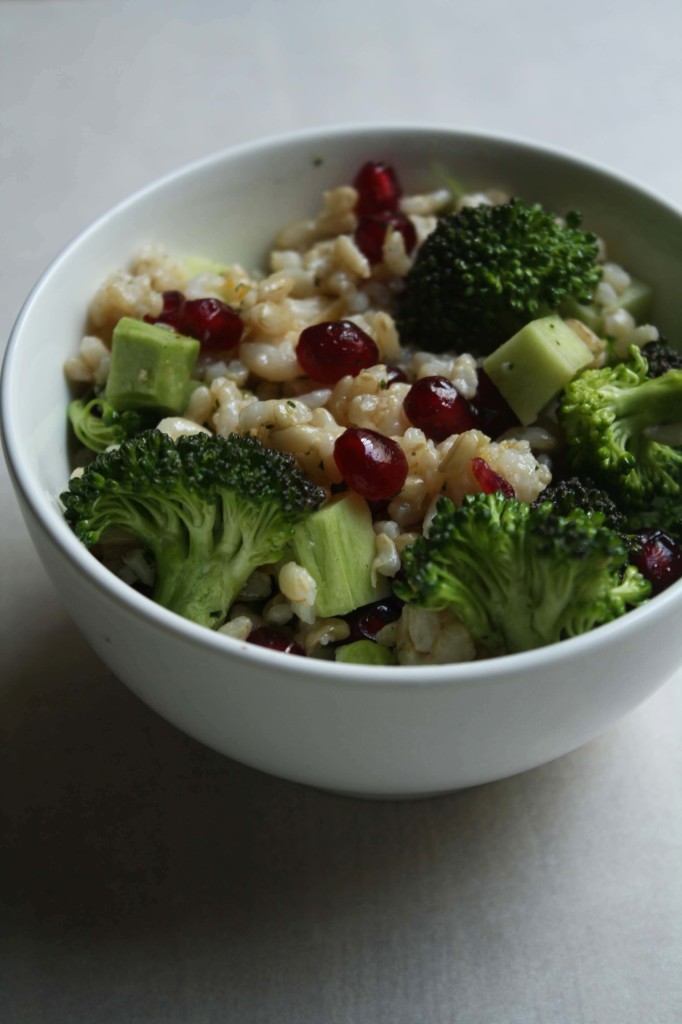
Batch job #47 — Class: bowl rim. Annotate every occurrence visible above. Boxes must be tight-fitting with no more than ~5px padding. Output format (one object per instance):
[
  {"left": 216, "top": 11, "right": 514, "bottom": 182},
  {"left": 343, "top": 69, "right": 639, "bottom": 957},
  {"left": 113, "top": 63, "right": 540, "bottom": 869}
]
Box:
[{"left": 3, "top": 120, "right": 682, "bottom": 688}]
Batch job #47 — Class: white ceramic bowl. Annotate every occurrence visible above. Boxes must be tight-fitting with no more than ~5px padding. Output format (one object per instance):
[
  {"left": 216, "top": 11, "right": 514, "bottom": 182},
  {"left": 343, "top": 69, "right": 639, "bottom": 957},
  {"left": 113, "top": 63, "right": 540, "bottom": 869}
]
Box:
[{"left": 4, "top": 125, "right": 682, "bottom": 797}]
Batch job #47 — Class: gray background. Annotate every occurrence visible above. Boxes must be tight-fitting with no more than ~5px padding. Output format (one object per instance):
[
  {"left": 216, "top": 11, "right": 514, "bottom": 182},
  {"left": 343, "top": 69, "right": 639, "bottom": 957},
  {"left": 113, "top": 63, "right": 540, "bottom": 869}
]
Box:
[{"left": 1, "top": 1, "right": 681, "bottom": 1021}]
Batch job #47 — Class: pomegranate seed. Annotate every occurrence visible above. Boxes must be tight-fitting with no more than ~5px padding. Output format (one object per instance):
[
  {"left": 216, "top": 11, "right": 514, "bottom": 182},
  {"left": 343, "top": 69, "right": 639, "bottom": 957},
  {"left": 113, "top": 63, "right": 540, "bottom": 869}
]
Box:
[
  {"left": 471, "top": 456, "right": 515, "bottom": 498},
  {"left": 384, "top": 365, "right": 408, "bottom": 386},
  {"left": 353, "top": 161, "right": 402, "bottom": 215},
  {"left": 149, "top": 291, "right": 243, "bottom": 352},
  {"left": 158, "top": 290, "right": 185, "bottom": 320},
  {"left": 631, "top": 530, "right": 682, "bottom": 595},
  {"left": 297, "top": 320, "right": 378, "bottom": 384},
  {"left": 473, "top": 369, "right": 518, "bottom": 437},
  {"left": 354, "top": 212, "right": 417, "bottom": 265},
  {"left": 181, "top": 297, "right": 243, "bottom": 351},
  {"left": 343, "top": 596, "right": 404, "bottom": 643},
  {"left": 334, "top": 427, "right": 408, "bottom": 501},
  {"left": 403, "top": 375, "right": 479, "bottom": 442},
  {"left": 247, "top": 625, "right": 306, "bottom": 656}
]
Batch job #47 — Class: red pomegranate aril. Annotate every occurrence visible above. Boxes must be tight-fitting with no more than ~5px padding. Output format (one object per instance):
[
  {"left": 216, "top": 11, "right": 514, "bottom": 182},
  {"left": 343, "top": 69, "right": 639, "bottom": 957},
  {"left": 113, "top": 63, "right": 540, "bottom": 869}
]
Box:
[
  {"left": 354, "top": 212, "right": 417, "bottom": 265},
  {"left": 145, "top": 289, "right": 185, "bottom": 329},
  {"left": 343, "top": 596, "right": 404, "bottom": 643},
  {"left": 384, "top": 365, "right": 408, "bottom": 386},
  {"left": 403, "top": 375, "right": 479, "bottom": 442},
  {"left": 181, "top": 297, "right": 244, "bottom": 351},
  {"left": 471, "top": 456, "right": 515, "bottom": 499},
  {"left": 150, "top": 291, "right": 243, "bottom": 352},
  {"left": 247, "top": 625, "right": 306, "bottom": 656},
  {"left": 297, "top": 320, "right": 378, "bottom": 384},
  {"left": 631, "top": 530, "right": 682, "bottom": 595},
  {"left": 334, "top": 427, "right": 408, "bottom": 501},
  {"left": 353, "top": 161, "right": 402, "bottom": 216},
  {"left": 473, "top": 369, "right": 518, "bottom": 436},
  {"left": 159, "top": 289, "right": 185, "bottom": 320}
]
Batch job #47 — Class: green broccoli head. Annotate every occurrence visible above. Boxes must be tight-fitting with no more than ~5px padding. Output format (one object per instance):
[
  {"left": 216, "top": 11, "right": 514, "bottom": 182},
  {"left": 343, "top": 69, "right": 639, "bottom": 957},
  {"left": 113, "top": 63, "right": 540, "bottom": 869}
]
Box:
[
  {"left": 62, "top": 429, "right": 325, "bottom": 629},
  {"left": 397, "top": 198, "right": 601, "bottom": 355},
  {"left": 541, "top": 473, "right": 682, "bottom": 542},
  {"left": 559, "top": 346, "right": 682, "bottom": 511},
  {"left": 68, "top": 395, "right": 159, "bottom": 453},
  {"left": 394, "top": 492, "right": 650, "bottom": 654},
  {"left": 622, "top": 494, "right": 682, "bottom": 540},
  {"left": 534, "top": 476, "right": 627, "bottom": 536}
]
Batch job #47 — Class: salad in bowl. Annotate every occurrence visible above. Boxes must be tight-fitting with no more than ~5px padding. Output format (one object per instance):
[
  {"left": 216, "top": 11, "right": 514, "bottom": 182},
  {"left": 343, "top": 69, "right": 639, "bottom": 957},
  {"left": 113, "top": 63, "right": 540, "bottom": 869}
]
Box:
[{"left": 61, "top": 157, "right": 682, "bottom": 666}]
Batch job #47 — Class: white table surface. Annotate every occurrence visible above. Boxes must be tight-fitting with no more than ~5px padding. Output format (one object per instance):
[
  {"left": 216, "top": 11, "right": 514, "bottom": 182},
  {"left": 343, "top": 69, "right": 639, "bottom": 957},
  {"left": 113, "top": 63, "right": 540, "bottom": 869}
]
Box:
[{"left": 2, "top": 2, "right": 681, "bottom": 1021}]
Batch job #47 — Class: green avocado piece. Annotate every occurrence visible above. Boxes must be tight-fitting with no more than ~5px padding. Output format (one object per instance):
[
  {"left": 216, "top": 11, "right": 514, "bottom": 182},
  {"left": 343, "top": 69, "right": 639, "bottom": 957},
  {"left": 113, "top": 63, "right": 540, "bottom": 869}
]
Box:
[
  {"left": 558, "top": 295, "right": 603, "bottom": 333},
  {"left": 483, "top": 315, "right": 593, "bottom": 426},
  {"left": 183, "top": 254, "right": 229, "bottom": 278},
  {"left": 290, "top": 492, "right": 390, "bottom": 618},
  {"left": 613, "top": 278, "right": 654, "bottom": 324},
  {"left": 335, "top": 639, "right": 396, "bottom": 665},
  {"left": 105, "top": 317, "right": 200, "bottom": 414},
  {"left": 560, "top": 277, "right": 654, "bottom": 334}
]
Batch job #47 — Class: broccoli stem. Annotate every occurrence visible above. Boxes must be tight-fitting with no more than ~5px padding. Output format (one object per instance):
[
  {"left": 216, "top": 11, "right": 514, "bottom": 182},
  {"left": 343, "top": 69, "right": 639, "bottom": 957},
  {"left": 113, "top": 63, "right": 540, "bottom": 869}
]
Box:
[
  {"left": 153, "top": 498, "right": 289, "bottom": 628},
  {"left": 610, "top": 372, "right": 682, "bottom": 431}
]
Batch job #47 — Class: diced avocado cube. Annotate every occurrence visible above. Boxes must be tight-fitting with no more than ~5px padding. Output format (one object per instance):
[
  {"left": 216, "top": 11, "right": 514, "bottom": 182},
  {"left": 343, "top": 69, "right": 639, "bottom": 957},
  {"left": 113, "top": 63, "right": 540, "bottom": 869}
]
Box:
[
  {"left": 559, "top": 295, "right": 603, "bottom": 333},
  {"left": 336, "top": 639, "right": 396, "bottom": 665},
  {"left": 483, "top": 315, "right": 593, "bottom": 426},
  {"left": 291, "top": 492, "right": 390, "bottom": 618},
  {"left": 183, "top": 254, "right": 229, "bottom": 278},
  {"left": 615, "top": 278, "right": 654, "bottom": 324},
  {"left": 560, "top": 277, "right": 654, "bottom": 335},
  {"left": 105, "top": 317, "right": 200, "bottom": 414}
]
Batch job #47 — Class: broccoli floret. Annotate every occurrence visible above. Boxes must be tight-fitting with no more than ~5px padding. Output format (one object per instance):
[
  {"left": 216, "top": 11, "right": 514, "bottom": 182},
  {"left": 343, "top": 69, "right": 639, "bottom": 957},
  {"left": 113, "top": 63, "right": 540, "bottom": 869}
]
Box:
[
  {"left": 397, "top": 198, "right": 601, "bottom": 355},
  {"left": 394, "top": 493, "right": 649, "bottom": 654},
  {"left": 640, "top": 339, "right": 682, "bottom": 378},
  {"left": 559, "top": 347, "right": 682, "bottom": 511},
  {"left": 623, "top": 495, "right": 682, "bottom": 540},
  {"left": 68, "top": 395, "right": 159, "bottom": 453},
  {"left": 534, "top": 477, "right": 627, "bottom": 535},
  {"left": 537, "top": 476, "right": 682, "bottom": 550},
  {"left": 61, "top": 430, "right": 325, "bottom": 629}
]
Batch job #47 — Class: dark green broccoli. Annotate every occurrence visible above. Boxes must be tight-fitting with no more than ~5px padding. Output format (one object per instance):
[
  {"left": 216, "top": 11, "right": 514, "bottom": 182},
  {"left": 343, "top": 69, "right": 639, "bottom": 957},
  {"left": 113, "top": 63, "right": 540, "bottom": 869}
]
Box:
[
  {"left": 559, "top": 347, "right": 682, "bottom": 513},
  {"left": 68, "top": 395, "right": 159, "bottom": 453},
  {"left": 394, "top": 493, "right": 649, "bottom": 654},
  {"left": 622, "top": 495, "right": 682, "bottom": 541},
  {"left": 397, "top": 198, "right": 601, "bottom": 355},
  {"left": 536, "top": 476, "right": 682, "bottom": 551},
  {"left": 534, "top": 477, "right": 627, "bottom": 536},
  {"left": 640, "top": 339, "right": 682, "bottom": 378},
  {"left": 61, "top": 429, "right": 325, "bottom": 629}
]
